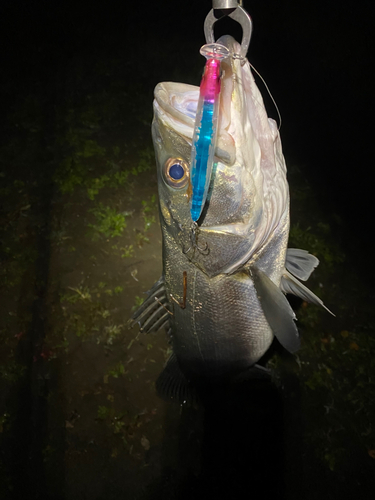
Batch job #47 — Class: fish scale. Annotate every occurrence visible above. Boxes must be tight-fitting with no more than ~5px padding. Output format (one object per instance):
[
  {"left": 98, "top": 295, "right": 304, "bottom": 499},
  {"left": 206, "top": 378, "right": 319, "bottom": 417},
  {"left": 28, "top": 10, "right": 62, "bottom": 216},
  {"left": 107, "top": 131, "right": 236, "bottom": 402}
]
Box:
[{"left": 163, "top": 211, "right": 288, "bottom": 381}]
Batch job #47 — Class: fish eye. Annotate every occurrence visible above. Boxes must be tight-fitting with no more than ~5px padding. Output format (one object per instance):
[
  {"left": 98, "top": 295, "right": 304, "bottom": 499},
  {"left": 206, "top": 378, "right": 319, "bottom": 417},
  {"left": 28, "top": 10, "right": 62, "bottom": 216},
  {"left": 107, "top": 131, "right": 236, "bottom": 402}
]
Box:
[{"left": 164, "top": 158, "right": 189, "bottom": 188}]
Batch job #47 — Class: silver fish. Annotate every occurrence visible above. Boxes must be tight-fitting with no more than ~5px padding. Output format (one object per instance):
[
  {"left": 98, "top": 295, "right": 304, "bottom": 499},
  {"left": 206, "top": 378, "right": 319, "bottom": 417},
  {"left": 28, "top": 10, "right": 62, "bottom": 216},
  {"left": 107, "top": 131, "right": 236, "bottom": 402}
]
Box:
[{"left": 131, "top": 35, "right": 332, "bottom": 401}]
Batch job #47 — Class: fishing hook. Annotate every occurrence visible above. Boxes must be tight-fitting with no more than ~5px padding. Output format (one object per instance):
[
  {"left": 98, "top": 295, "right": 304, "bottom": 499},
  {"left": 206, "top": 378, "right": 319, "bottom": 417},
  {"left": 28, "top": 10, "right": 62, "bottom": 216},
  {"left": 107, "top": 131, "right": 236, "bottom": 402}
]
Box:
[
  {"left": 182, "top": 222, "right": 210, "bottom": 256},
  {"left": 165, "top": 202, "right": 209, "bottom": 256}
]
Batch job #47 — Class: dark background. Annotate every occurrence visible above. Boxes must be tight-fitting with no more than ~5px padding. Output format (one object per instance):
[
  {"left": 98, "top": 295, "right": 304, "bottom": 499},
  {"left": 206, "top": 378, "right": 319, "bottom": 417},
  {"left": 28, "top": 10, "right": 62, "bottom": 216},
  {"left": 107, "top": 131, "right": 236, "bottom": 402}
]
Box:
[
  {"left": 1, "top": 2, "right": 374, "bottom": 498},
  {"left": 2, "top": 0, "right": 374, "bottom": 276}
]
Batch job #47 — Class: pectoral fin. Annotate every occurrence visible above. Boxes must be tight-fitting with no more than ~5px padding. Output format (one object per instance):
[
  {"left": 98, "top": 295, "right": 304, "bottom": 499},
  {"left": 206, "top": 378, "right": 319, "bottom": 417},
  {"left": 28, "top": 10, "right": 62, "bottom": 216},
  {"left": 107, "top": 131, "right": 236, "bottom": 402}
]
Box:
[
  {"left": 280, "top": 270, "right": 335, "bottom": 316},
  {"left": 128, "top": 277, "right": 172, "bottom": 334},
  {"left": 251, "top": 267, "right": 300, "bottom": 353}
]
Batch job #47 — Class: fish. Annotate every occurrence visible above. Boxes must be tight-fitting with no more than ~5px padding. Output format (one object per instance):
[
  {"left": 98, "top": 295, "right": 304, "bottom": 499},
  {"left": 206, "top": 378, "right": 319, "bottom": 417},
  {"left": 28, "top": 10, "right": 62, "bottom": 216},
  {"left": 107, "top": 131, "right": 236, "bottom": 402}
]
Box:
[{"left": 130, "top": 35, "right": 332, "bottom": 402}]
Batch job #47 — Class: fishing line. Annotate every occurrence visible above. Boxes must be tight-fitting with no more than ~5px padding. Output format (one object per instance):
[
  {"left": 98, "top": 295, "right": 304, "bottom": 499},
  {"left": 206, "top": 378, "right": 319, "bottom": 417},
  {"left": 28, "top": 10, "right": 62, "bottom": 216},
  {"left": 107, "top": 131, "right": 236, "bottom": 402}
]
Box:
[{"left": 250, "top": 63, "right": 282, "bottom": 130}]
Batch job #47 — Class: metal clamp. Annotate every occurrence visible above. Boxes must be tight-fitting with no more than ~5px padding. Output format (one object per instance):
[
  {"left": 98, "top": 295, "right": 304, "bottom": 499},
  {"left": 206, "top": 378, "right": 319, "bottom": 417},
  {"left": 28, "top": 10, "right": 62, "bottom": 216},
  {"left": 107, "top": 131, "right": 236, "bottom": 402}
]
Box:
[
  {"left": 204, "top": 2, "right": 252, "bottom": 59},
  {"left": 212, "top": 0, "right": 240, "bottom": 8}
]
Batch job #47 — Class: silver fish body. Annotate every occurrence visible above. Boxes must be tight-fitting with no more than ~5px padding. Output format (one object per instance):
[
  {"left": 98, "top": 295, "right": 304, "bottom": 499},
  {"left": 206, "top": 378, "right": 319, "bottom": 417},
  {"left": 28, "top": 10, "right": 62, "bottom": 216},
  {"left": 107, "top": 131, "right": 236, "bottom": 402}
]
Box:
[
  {"left": 162, "top": 211, "right": 289, "bottom": 381},
  {"left": 132, "top": 36, "right": 331, "bottom": 396}
]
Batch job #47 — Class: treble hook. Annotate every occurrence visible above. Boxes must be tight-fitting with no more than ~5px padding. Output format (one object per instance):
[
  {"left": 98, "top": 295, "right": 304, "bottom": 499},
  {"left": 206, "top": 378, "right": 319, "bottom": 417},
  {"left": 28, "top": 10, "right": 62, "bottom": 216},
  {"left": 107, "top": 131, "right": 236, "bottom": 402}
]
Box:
[
  {"left": 182, "top": 222, "right": 210, "bottom": 256},
  {"left": 204, "top": 1, "right": 252, "bottom": 61}
]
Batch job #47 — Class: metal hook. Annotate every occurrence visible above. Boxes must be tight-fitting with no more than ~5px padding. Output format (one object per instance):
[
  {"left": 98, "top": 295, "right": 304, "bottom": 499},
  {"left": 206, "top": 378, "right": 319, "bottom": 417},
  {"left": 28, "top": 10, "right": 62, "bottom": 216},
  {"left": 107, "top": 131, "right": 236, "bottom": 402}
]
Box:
[
  {"left": 182, "top": 222, "right": 210, "bottom": 256},
  {"left": 204, "top": 2, "right": 252, "bottom": 60}
]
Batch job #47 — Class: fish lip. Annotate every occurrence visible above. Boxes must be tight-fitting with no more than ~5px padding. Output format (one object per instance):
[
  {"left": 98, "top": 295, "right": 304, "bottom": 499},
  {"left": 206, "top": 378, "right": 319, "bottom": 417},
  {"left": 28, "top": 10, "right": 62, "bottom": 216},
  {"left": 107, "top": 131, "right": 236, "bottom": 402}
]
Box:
[
  {"left": 154, "top": 82, "right": 197, "bottom": 130},
  {"left": 199, "top": 223, "right": 252, "bottom": 237}
]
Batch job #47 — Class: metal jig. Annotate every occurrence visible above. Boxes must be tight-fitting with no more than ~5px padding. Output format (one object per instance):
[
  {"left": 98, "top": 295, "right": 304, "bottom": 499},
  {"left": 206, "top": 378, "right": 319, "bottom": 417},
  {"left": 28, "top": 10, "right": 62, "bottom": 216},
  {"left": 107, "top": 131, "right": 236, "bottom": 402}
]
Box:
[
  {"left": 189, "top": 42, "right": 228, "bottom": 222},
  {"left": 204, "top": 1, "right": 252, "bottom": 61}
]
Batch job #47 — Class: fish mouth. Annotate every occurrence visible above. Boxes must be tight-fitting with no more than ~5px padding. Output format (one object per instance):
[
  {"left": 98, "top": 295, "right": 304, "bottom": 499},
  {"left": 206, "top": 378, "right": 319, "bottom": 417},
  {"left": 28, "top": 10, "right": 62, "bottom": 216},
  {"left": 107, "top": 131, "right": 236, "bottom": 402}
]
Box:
[
  {"left": 154, "top": 82, "right": 197, "bottom": 140},
  {"left": 154, "top": 81, "right": 236, "bottom": 167},
  {"left": 153, "top": 35, "right": 290, "bottom": 276}
]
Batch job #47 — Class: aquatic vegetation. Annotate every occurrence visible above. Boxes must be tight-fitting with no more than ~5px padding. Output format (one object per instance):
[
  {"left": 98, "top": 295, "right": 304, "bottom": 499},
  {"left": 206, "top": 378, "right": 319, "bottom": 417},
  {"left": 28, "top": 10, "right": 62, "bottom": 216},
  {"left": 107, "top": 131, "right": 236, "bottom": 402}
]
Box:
[
  {"left": 304, "top": 368, "right": 333, "bottom": 391},
  {"left": 97, "top": 405, "right": 127, "bottom": 430},
  {"left": 95, "top": 401, "right": 154, "bottom": 458},
  {"left": 141, "top": 194, "right": 157, "bottom": 232},
  {"left": 54, "top": 136, "right": 106, "bottom": 195},
  {"left": 86, "top": 175, "right": 111, "bottom": 200},
  {"left": 0, "top": 362, "right": 26, "bottom": 383},
  {"left": 103, "top": 287, "right": 124, "bottom": 297},
  {"left": 88, "top": 203, "right": 132, "bottom": 240},
  {"left": 121, "top": 245, "right": 134, "bottom": 258},
  {"left": 104, "top": 324, "right": 124, "bottom": 345},
  {"left": 131, "top": 147, "right": 154, "bottom": 176},
  {"left": 72, "top": 315, "right": 88, "bottom": 338},
  {"left": 291, "top": 319, "right": 375, "bottom": 470},
  {"left": 127, "top": 332, "right": 140, "bottom": 351},
  {"left": 54, "top": 157, "right": 86, "bottom": 194},
  {"left": 85, "top": 166, "right": 131, "bottom": 200},
  {"left": 97, "top": 405, "right": 112, "bottom": 420},
  {"left": 296, "top": 301, "right": 322, "bottom": 329},
  {"left": 61, "top": 286, "right": 92, "bottom": 303},
  {"left": 106, "top": 362, "right": 127, "bottom": 379},
  {"left": 77, "top": 139, "right": 106, "bottom": 159},
  {"left": 53, "top": 104, "right": 105, "bottom": 195},
  {"left": 289, "top": 222, "right": 345, "bottom": 269},
  {"left": 109, "top": 170, "right": 130, "bottom": 187},
  {"left": 53, "top": 336, "right": 70, "bottom": 353},
  {"left": 324, "top": 449, "right": 346, "bottom": 472},
  {"left": 58, "top": 280, "right": 127, "bottom": 345},
  {"left": 131, "top": 296, "right": 145, "bottom": 312},
  {"left": 134, "top": 231, "right": 150, "bottom": 247}
]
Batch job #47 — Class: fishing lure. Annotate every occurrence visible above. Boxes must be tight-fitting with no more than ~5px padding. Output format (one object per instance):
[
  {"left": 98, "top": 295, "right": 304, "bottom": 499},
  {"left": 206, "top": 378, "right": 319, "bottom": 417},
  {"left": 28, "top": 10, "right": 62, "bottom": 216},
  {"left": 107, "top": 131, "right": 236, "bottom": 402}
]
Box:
[{"left": 189, "top": 43, "right": 229, "bottom": 222}]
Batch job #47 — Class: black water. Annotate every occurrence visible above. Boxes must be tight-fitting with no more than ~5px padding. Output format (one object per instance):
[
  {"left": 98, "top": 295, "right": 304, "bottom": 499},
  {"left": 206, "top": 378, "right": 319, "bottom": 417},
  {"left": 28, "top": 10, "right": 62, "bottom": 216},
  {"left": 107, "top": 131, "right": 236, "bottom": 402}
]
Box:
[{"left": 146, "top": 378, "right": 285, "bottom": 499}]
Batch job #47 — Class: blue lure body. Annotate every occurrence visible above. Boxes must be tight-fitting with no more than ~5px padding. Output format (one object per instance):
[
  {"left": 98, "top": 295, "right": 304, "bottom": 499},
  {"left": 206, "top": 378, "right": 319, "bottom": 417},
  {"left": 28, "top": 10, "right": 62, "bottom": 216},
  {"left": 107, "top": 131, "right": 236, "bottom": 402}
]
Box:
[{"left": 189, "top": 43, "right": 229, "bottom": 222}]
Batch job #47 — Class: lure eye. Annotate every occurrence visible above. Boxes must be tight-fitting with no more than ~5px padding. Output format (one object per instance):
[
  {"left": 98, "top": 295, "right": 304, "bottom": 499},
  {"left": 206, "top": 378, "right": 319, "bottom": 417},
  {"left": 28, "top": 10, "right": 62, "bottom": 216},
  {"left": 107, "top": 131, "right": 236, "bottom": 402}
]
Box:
[{"left": 164, "top": 158, "right": 189, "bottom": 188}]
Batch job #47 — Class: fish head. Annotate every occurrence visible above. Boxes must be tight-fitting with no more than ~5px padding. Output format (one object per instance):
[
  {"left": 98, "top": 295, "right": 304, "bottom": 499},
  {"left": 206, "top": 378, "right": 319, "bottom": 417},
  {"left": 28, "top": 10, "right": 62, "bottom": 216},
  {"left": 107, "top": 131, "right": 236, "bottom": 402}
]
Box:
[{"left": 153, "top": 35, "right": 289, "bottom": 277}]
